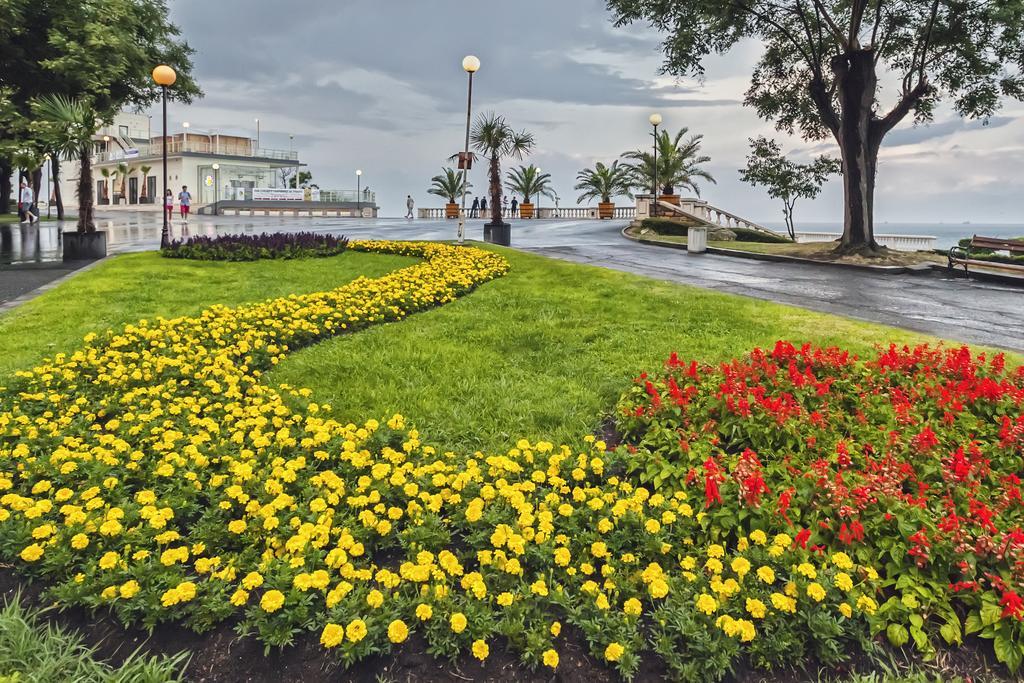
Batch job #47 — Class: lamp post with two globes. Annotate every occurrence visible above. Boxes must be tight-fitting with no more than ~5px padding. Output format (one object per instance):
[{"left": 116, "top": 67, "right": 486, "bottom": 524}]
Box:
[
  {"left": 152, "top": 64, "right": 177, "bottom": 248},
  {"left": 457, "top": 55, "right": 480, "bottom": 243},
  {"left": 649, "top": 113, "right": 662, "bottom": 218}
]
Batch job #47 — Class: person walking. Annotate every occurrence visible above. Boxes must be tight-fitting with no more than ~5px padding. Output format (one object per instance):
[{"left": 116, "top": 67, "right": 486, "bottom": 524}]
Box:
[
  {"left": 18, "top": 180, "right": 36, "bottom": 224},
  {"left": 510, "top": 196, "right": 519, "bottom": 218},
  {"left": 470, "top": 196, "right": 479, "bottom": 218},
  {"left": 178, "top": 185, "right": 192, "bottom": 221},
  {"left": 480, "top": 197, "right": 487, "bottom": 216},
  {"left": 502, "top": 195, "right": 509, "bottom": 218},
  {"left": 164, "top": 189, "right": 174, "bottom": 223},
  {"left": 405, "top": 195, "right": 415, "bottom": 219}
]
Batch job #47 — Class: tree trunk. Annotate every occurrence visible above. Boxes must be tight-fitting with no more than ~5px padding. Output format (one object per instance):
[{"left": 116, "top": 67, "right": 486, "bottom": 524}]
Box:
[
  {"left": 486, "top": 154, "right": 504, "bottom": 226},
  {"left": 783, "top": 199, "right": 796, "bottom": 240},
  {"left": 831, "top": 50, "right": 879, "bottom": 254},
  {"left": 78, "top": 149, "right": 94, "bottom": 233},
  {"left": 31, "top": 168, "right": 42, "bottom": 208},
  {"left": 0, "top": 159, "right": 10, "bottom": 214},
  {"left": 52, "top": 156, "right": 64, "bottom": 220}
]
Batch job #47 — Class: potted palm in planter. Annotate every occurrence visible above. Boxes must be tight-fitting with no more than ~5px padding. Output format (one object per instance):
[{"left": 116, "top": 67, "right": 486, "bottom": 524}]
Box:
[
  {"left": 574, "top": 161, "right": 633, "bottom": 219},
  {"left": 505, "top": 165, "right": 555, "bottom": 219},
  {"left": 35, "top": 94, "right": 106, "bottom": 260},
  {"left": 621, "top": 127, "right": 715, "bottom": 206},
  {"left": 139, "top": 165, "right": 152, "bottom": 203},
  {"left": 99, "top": 168, "right": 112, "bottom": 205},
  {"left": 115, "top": 162, "right": 129, "bottom": 204},
  {"left": 469, "top": 113, "right": 534, "bottom": 245},
  {"left": 428, "top": 168, "right": 471, "bottom": 219}
]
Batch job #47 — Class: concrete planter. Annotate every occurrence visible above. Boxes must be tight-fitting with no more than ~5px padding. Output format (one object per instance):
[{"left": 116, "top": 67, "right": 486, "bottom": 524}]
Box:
[
  {"left": 483, "top": 223, "right": 511, "bottom": 246},
  {"left": 598, "top": 202, "right": 615, "bottom": 219},
  {"left": 519, "top": 202, "right": 534, "bottom": 219},
  {"left": 658, "top": 194, "right": 680, "bottom": 206},
  {"left": 63, "top": 231, "right": 107, "bottom": 261}
]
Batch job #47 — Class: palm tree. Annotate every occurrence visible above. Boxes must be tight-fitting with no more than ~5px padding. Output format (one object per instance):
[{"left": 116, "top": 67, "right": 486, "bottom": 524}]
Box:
[
  {"left": 35, "top": 95, "right": 99, "bottom": 232},
  {"left": 139, "top": 165, "right": 152, "bottom": 201},
  {"left": 505, "top": 165, "right": 556, "bottom": 217},
  {"left": 428, "top": 168, "right": 472, "bottom": 204},
  {"left": 574, "top": 161, "right": 634, "bottom": 205},
  {"left": 116, "top": 162, "right": 129, "bottom": 200},
  {"left": 100, "top": 168, "right": 112, "bottom": 203},
  {"left": 621, "top": 127, "right": 716, "bottom": 197},
  {"left": 469, "top": 113, "right": 534, "bottom": 226}
]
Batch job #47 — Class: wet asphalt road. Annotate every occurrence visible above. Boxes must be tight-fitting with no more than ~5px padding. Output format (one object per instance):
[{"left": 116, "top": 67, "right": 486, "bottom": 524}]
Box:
[{"left": 2, "top": 212, "right": 1021, "bottom": 352}]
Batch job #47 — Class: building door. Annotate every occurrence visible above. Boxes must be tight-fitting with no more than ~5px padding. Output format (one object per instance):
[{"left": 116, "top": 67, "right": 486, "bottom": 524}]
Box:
[
  {"left": 129, "top": 177, "right": 138, "bottom": 204},
  {"left": 147, "top": 176, "right": 157, "bottom": 203},
  {"left": 96, "top": 180, "right": 105, "bottom": 204}
]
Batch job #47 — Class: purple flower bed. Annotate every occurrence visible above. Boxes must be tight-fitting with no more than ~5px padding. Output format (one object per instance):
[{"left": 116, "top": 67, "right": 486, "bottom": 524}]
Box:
[{"left": 161, "top": 232, "right": 350, "bottom": 261}]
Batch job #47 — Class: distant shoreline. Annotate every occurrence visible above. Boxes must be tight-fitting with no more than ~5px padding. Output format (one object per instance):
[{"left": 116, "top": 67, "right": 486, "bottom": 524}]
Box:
[{"left": 765, "top": 222, "right": 1024, "bottom": 249}]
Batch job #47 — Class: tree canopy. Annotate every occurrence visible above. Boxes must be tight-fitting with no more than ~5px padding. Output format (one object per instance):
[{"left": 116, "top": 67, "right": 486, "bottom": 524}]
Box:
[{"left": 607, "top": 0, "right": 1024, "bottom": 252}]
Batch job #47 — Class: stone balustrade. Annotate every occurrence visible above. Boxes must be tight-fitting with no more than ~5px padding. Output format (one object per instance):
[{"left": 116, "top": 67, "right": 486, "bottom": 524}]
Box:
[
  {"left": 417, "top": 206, "right": 636, "bottom": 220},
  {"left": 795, "top": 232, "right": 936, "bottom": 252}
]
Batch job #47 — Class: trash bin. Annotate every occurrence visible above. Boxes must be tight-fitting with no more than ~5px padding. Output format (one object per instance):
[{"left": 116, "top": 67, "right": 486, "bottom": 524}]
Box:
[{"left": 688, "top": 226, "right": 708, "bottom": 254}]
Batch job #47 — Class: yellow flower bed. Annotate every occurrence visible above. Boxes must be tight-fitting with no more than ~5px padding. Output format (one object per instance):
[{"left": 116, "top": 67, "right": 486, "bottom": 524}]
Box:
[{"left": 0, "top": 241, "right": 877, "bottom": 679}]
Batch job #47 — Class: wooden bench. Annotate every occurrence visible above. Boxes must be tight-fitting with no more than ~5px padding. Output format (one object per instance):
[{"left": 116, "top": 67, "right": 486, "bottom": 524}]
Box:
[{"left": 948, "top": 235, "right": 1024, "bottom": 276}]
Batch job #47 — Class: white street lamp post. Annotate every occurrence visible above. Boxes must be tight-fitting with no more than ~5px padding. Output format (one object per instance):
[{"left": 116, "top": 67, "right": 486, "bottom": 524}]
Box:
[
  {"left": 212, "top": 163, "right": 220, "bottom": 208},
  {"left": 457, "top": 55, "right": 480, "bottom": 243},
  {"left": 356, "top": 169, "right": 362, "bottom": 215}
]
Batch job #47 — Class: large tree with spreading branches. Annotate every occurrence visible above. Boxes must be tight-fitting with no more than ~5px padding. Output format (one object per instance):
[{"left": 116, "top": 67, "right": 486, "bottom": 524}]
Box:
[{"left": 606, "top": 0, "right": 1024, "bottom": 254}]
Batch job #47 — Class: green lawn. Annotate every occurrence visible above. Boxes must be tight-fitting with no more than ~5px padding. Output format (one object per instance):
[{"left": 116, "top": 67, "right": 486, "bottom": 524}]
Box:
[{"left": 0, "top": 245, "right": 1013, "bottom": 452}]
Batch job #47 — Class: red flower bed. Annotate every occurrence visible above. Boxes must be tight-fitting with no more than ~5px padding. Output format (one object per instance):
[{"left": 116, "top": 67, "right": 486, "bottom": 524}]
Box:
[{"left": 617, "top": 342, "right": 1024, "bottom": 670}]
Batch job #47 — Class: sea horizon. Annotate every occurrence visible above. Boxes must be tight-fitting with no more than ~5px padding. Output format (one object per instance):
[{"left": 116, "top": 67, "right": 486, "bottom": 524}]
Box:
[{"left": 764, "top": 221, "right": 1024, "bottom": 249}]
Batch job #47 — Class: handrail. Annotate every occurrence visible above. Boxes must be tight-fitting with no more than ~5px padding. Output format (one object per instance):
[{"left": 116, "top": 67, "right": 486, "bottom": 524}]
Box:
[
  {"left": 653, "top": 199, "right": 787, "bottom": 239},
  {"left": 416, "top": 206, "right": 636, "bottom": 220}
]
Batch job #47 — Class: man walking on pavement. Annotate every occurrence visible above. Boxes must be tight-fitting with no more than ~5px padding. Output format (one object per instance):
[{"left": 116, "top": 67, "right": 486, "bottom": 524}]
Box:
[
  {"left": 470, "top": 196, "right": 479, "bottom": 218},
  {"left": 19, "top": 181, "right": 37, "bottom": 224},
  {"left": 405, "top": 195, "right": 415, "bottom": 219}
]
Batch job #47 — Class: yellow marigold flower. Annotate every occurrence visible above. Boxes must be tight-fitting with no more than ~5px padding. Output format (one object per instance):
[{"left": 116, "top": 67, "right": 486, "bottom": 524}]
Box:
[
  {"left": 472, "top": 639, "right": 489, "bottom": 660},
  {"left": 773, "top": 533, "right": 791, "bottom": 547},
  {"left": 680, "top": 556, "right": 696, "bottom": 571},
  {"left": 857, "top": 595, "right": 878, "bottom": 615},
  {"left": 230, "top": 589, "right": 249, "bottom": 606},
  {"left": 497, "top": 592, "right": 514, "bottom": 607},
  {"left": 228, "top": 520, "right": 247, "bottom": 534},
  {"left": 543, "top": 649, "right": 559, "bottom": 669},
  {"left": 320, "top": 623, "right": 344, "bottom": 649},
  {"left": 704, "top": 558, "right": 723, "bottom": 574},
  {"left": 550, "top": 621, "right": 561, "bottom": 637},
  {"left": 595, "top": 593, "right": 610, "bottom": 610},
  {"left": 119, "top": 580, "right": 140, "bottom": 599},
  {"left": 70, "top": 533, "right": 89, "bottom": 550},
  {"left": 831, "top": 551, "right": 854, "bottom": 570},
  {"left": 530, "top": 579, "right": 548, "bottom": 597},
  {"left": 839, "top": 602, "right": 853, "bottom": 618},
  {"left": 756, "top": 566, "right": 775, "bottom": 584},
  {"left": 835, "top": 572, "right": 854, "bottom": 592},
  {"left": 450, "top": 612, "right": 468, "bottom": 633},
  {"left": 366, "top": 589, "right": 384, "bottom": 608},
  {"left": 623, "top": 597, "right": 643, "bottom": 617},
  {"left": 242, "top": 572, "right": 264, "bottom": 589},
  {"left": 554, "top": 547, "right": 571, "bottom": 567},
  {"left": 346, "top": 619, "right": 367, "bottom": 643},
  {"left": 260, "top": 590, "right": 285, "bottom": 613},
  {"left": 604, "top": 642, "right": 625, "bottom": 662},
  {"left": 744, "top": 596, "right": 767, "bottom": 618},
  {"left": 19, "top": 543, "right": 43, "bottom": 562},
  {"left": 749, "top": 529, "right": 768, "bottom": 545},
  {"left": 707, "top": 544, "right": 725, "bottom": 559},
  {"left": 388, "top": 619, "right": 409, "bottom": 643},
  {"left": 797, "top": 562, "right": 817, "bottom": 579},
  {"left": 101, "top": 586, "right": 118, "bottom": 601},
  {"left": 737, "top": 619, "right": 756, "bottom": 642},
  {"left": 696, "top": 593, "right": 718, "bottom": 615},
  {"left": 415, "top": 603, "right": 433, "bottom": 621},
  {"left": 99, "top": 551, "right": 119, "bottom": 570},
  {"left": 590, "top": 541, "right": 608, "bottom": 558},
  {"left": 771, "top": 592, "right": 797, "bottom": 613},
  {"left": 730, "top": 557, "right": 751, "bottom": 579},
  {"left": 644, "top": 519, "right": 661, "bottom": 534},
  {"left": 785, "top": 581, "right": 799, "bottom": 597},
  {"left": 648, "top": 578, "right": 669, "bottom": 599},
  {"left": 597, "top": 518, "right": 613, "bottom": 533}
]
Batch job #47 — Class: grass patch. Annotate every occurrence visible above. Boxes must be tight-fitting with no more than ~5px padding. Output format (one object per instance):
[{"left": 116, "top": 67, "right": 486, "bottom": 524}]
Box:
[
  {"left": 270, "top": 245, "right": 1008, "bottom": 452},
  {"left": 0, "top": 250, "right": 415, "bottom": 377},
  {"left": 0, "top": 593, "right": 187, "bottom": 682},
  {"left": 627, "top": 226, "right": 946, "bottom": 267}
]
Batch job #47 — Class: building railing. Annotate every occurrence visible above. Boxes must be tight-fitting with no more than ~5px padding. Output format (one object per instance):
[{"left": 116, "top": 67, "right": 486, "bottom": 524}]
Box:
[
  {"left": 95, "top": 142, "right": 298, "bottom": 163},
  {"left": 416, "top": 206, "right": 636, "bottom": 220},
  {"left": 795, "top": 232, "right": 936, "bottom": 252}
]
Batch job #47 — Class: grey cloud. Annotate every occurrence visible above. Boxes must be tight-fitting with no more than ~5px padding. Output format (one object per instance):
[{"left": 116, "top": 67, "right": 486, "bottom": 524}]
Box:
[{"left": 884, "top": 116, "right": 1015, "bottom": 146}]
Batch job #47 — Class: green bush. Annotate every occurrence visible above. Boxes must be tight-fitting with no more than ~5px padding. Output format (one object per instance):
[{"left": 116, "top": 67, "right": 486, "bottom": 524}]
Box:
[
  {"left": 640, "top": 217, "right": 692, "bottom": 236},
  {"left": 731, "top": 227, "right": 792, "bottom": 244}
]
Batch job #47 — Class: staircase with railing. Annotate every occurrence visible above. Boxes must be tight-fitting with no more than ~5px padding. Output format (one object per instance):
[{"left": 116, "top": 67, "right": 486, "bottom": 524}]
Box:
[{"left": 638, "top": 195, "right": 785, "bottom": 238}]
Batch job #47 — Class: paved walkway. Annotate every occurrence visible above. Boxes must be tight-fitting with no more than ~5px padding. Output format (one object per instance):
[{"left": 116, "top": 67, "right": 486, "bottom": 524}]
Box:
[{"left": 2, "top": 212, "right": 1021, "bottom": 352}]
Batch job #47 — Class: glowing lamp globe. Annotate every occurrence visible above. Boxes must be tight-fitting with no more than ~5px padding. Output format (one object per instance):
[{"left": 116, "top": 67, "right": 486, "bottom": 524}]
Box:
[
  {"left": 649, "top": 113, "right": 663, "bottom": 126},
  {"left": 152, "top": 65, "right": 177, "bottom": 87},
  {"left": 462, "top": 55, "right": 481, "bottom": 73}
]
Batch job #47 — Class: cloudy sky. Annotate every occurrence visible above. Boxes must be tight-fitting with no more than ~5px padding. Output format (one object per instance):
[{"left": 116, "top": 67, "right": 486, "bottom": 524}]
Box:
[{"left": 163, "top": 0, "right": 1024, "bottom": 223}]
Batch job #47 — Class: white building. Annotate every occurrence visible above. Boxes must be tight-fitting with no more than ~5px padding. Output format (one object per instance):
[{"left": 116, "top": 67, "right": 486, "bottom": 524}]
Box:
[{"left": 61, "top": 112, "right": 304, "bottom": 207}]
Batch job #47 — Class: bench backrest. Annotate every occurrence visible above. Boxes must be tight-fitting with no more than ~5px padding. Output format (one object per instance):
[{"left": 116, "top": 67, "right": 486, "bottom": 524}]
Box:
[{"left": 971, "top": 235, "right": 1024, "bottom": 253}]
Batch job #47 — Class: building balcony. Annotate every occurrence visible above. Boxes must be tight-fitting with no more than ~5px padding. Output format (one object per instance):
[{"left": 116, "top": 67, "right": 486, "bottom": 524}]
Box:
[{"left": 95, "top": 141, "right": 298, "bottom": 164}]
